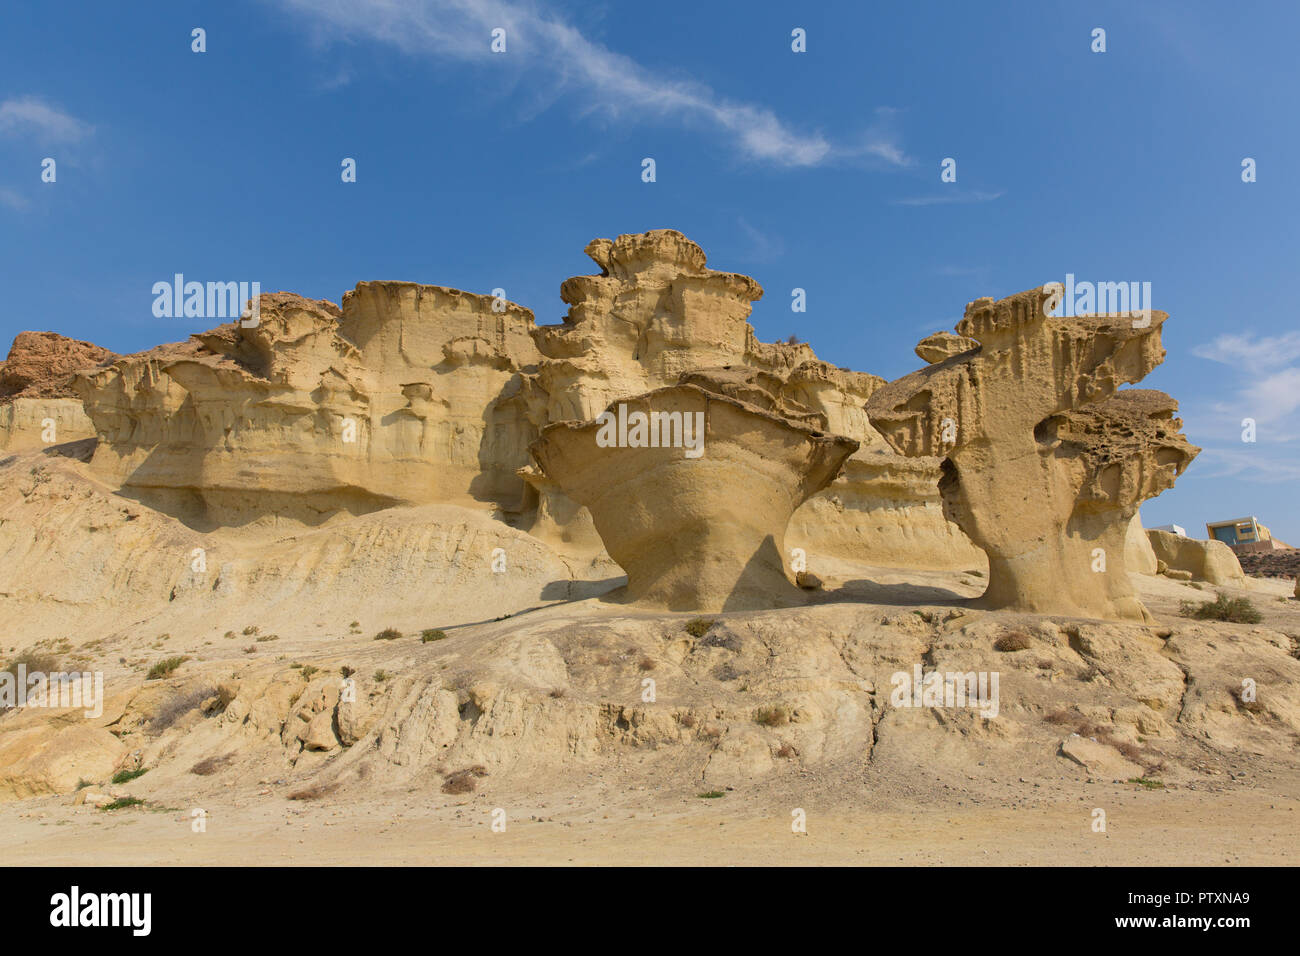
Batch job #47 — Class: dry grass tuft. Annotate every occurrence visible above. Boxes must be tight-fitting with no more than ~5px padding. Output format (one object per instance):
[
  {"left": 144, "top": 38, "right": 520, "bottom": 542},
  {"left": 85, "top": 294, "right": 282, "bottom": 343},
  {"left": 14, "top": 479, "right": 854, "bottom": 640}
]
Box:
[
  {"left": 441, "top": 765, "right": 488, "bottom": 795},
  {"left": 994, "top": 631, "right": 1033, "bottom": 652},
  {"left": 287, "top": 781, "right": 340, "bottom": 801},
  {"left": 190, "top": 754, "right": 234, "bottom": 776}
]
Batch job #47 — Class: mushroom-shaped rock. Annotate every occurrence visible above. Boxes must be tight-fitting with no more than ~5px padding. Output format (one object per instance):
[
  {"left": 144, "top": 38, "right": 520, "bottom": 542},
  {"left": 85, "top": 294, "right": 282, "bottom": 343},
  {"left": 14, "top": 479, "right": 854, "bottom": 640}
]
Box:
[
  {"left": 676, "top": 365, "right": 827, "bottom": 429},
  {"left": 530, "top": 384, "right": 858, "bottom": 611},
  {"left": 914, "top": 331, "right": 978, "bottom": 365},
  {"left": 867, "top": 286, "right": 1195, "bottom": 621}
]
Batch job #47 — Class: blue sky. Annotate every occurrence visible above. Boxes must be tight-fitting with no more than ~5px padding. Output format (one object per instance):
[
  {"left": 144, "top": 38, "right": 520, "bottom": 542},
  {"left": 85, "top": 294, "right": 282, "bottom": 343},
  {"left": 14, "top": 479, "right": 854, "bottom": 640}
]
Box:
[{"left": 2, "top": 0, "right": 1297, "bottom": 542}]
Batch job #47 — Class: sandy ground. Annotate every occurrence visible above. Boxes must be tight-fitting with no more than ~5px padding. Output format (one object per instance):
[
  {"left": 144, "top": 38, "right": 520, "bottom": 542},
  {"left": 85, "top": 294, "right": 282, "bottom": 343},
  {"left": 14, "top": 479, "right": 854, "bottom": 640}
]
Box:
[{"left": 4, "top": 758, "right": 1297, "bottom": 866}]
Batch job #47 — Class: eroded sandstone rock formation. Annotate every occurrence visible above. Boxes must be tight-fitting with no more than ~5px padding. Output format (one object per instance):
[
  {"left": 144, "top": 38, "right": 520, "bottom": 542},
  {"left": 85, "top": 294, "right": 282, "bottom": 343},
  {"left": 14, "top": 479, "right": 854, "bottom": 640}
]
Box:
[
  {"left": 1147, "top": 529, "right": 1246, "bottom": 586},
  {"left": 867, "top": 287, "right": 1198, "bottom": 621},
  {"left": 58, "top": 231, "right": 971, "bottom": 570},
  {"left": 1125, "top": 513, "right": 1159, "bottom": 575},
  {"left": 74, "top": 289, "right": 543, "bottom": 528},
  {"left": 530, "top": 384, "right": 858, "bottom": 611},
  {"left": 526, "top": 230, "right": 977, "bottom": 571},
  {"left": 0, "top": 331, "right": 115, "bottom": 450}
]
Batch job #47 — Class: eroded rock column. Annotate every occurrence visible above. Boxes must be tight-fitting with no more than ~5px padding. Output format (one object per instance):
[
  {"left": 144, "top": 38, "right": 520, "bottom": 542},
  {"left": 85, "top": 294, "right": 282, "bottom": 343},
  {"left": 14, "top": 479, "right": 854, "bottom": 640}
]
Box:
[
  {"left": 867, "top": 287, "right": 1198, "bottom": 621},
  {"left": 530, "top": 383, "right": 857, "bottom": 612}
]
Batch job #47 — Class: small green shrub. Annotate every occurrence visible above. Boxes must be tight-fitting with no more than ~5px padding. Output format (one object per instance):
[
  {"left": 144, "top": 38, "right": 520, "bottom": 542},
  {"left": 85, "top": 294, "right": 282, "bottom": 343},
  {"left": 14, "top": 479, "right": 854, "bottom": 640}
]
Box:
[
  {"left": 373, "top": 628, "right": 402, "bottom": 641},
  {"left": 1180, "top": 593, "right": 1262, "bottom": 624},
  {"left": 754, "top": 705, "right": 789, "bottom": 727},
  {"left": 111, "top": 768, "right": 148, "bottom": 785},
  {"left": 145, "top": 656, "right": 189, "bottom": 680},
  {"left": 696, "top": 790, "right": 725, "bottom": 799},
  {"left": 421, "top": 629, "right": 447, "bottom": 643},
  {"left": 684, "top": 618, "right": 715, "bottom": 638},
  {"left": 101, "top": 797, "right": 145, "bottom": 811}
]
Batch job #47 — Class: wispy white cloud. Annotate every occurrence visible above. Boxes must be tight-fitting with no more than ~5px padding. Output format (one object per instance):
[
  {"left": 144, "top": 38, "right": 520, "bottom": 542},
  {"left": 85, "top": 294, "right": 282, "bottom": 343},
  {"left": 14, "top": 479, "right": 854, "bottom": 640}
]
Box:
[
  {"left": 736, "top": 217, "right": 784, "bottom": 262},
  {"left": 891, "top": 189, "right": 1004, "bottom": 207},
  {"left": 1238, "top": 367, "right": 1300, "bottom": 424},
  {"left": 273, "top": 0, "right": 904, "bottom": 169},
  {"left": 0, "top": 188, "right": 30, "bottom": 211},
  {"left": 1192, "top": 331, "right": 1300, "bottom": 369},
  {"left": 1188, "top": 331, "right": 1300, "bottom": 445},
  {"left": 1185, "top": 446, "right": 1300, "bottom": 484},
  {"left": 0, "top": 96, "right": 91, "bottom": 142}
]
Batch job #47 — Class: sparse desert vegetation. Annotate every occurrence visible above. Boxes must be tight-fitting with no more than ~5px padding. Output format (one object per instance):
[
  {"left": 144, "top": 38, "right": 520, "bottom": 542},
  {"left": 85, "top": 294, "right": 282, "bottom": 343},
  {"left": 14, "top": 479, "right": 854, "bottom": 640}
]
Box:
[
  {"left": 1180, "top": 593, "right": 1263, "bottom": 624},
  {"left": 145, "top": 656, "right": 189, "bottom": 680},
  {"left": 684, "top": 618, "right": 715, "bottom": 638},
  {"left": 994, "top": 631, "right": 1033, "bottom": 652}
]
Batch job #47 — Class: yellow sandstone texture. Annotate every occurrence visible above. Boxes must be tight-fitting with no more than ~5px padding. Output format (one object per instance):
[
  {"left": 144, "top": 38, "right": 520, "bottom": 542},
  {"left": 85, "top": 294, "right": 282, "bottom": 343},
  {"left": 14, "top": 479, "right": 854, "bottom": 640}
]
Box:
[{"left": 867, "top": 287, "right": 1200, "bottom": 621}]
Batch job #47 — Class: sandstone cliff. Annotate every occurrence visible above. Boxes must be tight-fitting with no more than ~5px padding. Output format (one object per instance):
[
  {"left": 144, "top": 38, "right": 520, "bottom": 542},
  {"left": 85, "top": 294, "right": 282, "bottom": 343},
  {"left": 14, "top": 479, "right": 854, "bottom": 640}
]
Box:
[
  {"left": 0, "top": 331, "right": 116, "bottom": 451},
  {"left": 74, "top": 290, "right": 542, "bottom": 529}
]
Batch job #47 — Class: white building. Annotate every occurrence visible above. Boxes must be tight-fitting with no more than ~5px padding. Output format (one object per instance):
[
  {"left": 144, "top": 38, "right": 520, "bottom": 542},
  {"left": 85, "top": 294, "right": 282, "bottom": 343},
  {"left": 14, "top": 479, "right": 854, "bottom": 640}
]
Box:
[{"left": 1150, "top": 523, "right": 1186, "bottom": 536}]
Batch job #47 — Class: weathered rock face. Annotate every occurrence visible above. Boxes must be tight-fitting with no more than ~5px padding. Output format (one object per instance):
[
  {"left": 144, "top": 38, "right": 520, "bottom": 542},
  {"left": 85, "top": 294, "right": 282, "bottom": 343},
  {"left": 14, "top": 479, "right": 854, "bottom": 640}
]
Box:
[
  {"left": 527, "top": 230, "right": 974, "bottom": 569},
  {"left": 1126, "top": 513, "right": 1159, "bottom": 575},
  {"left": 74, "top": 290, "right": 544, "bottom": 528},
  {"left": 1147, "top": 529, "right": 1246, "bottom": 586},
  {"left": 867, "top": 287, "right": 1198, "bottom": 621},
  {"left": 0, "top": 450, "right": 607, "bottom": 649},
  {"left": 533, "top": 231, "right": 888, "bottom": 443},
  {"left": 672, "top": 366, "right": 985, "bottom": 572},
  {"left": 44, "top": 230, "right": 975, "bottom": 569},
  {"left": 0, "top": 331, "right": 117, "bottom": 401},
  {"left": 914, "top": 331, "right": 978, "bottom": 365},
  {"left": 788, "top": 449, "right": 987, "bottom": 571},
  {"left": 0, "top": 724, "right": 126, "bottom": 801},
  {"left": 532, "top": 230, "right": 765, "bottom": 423},
  {"left": 0, "top": 332, "right": 116, "bottom": 450},
  {"left": 530, "top": 384, "right": 858, "bottom": 611}
]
